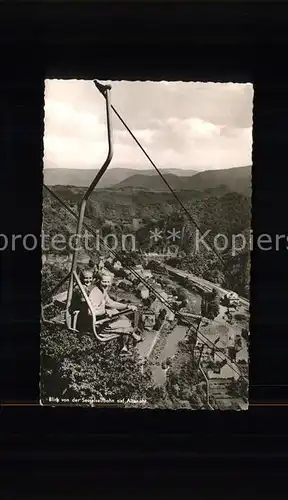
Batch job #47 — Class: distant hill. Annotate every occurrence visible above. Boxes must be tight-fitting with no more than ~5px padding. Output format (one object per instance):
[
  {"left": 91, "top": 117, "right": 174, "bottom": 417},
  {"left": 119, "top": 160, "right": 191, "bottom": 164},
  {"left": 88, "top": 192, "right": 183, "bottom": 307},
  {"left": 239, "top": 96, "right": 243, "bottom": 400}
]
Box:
[
  {"left": 160, "top": 168, "right": 199, "bottom": 177},
  {"left": 115, "top": 173, "right": 188, "bottom": 191},
  {"left": 44, "top": 167, "right": 198, "bottom": 188},
  {"left": 185, "top": 165, "right": 251, "bottom": 197},
  {"left": 115, "top": 165, "right": 251, "bottom": 196}
]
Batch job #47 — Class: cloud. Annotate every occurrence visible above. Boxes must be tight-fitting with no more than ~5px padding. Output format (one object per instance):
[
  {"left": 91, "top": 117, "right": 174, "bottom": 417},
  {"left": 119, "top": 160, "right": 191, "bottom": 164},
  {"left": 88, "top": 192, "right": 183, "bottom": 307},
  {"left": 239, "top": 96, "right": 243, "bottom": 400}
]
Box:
[
  {"left": 187, "top": 118, "right": 221, "bottom": 139},
  {"left": 44, "top": 99, "right": 107, "bottom": 141},
  {"left": 44, "top": 80, "right": 253, "bottom": 170},
  {"left": 44, "top": 134, "right": 148, "bottom": 169},
  {"left": 108, "top": 81, "right": 253, "bottom": 130},
  {"left": 114, "top": 128, "right": 156, "bottom": 145}
]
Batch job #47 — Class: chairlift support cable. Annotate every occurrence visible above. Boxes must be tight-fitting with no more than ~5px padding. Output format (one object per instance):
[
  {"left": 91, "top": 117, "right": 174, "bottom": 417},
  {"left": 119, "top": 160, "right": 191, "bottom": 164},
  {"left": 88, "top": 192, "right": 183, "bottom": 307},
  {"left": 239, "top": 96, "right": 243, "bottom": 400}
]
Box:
[{"left": 94, "top": 80, "right": 225, "bottom": 267}]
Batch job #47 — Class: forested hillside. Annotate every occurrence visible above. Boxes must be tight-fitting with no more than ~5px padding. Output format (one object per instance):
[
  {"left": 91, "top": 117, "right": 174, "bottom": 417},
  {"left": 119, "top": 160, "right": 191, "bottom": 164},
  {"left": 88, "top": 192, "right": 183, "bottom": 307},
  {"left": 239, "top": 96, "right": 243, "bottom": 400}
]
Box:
[{"left": 42, "top": 186, "right": 251, "bottom": 298}]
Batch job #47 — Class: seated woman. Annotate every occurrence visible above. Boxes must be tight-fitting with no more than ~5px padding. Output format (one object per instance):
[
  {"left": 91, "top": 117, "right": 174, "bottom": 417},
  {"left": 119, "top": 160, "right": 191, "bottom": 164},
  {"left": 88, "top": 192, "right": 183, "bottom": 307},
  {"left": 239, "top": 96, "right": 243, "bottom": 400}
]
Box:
[{"left": 70, "top": 268, "right": 142, "bottom": 355}]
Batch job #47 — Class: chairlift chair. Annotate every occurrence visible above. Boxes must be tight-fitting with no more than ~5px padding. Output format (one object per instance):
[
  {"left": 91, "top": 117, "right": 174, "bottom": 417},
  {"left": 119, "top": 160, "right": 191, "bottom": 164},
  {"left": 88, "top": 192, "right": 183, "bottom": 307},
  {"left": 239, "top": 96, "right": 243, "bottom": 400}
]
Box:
[{"left": 41, "top": 81, "right": 136, "bottom": 342}]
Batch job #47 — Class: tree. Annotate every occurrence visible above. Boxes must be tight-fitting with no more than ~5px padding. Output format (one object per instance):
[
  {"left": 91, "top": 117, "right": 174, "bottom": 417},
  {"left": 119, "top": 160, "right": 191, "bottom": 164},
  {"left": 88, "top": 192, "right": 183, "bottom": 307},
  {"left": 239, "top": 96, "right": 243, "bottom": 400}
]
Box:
[
  {"left": 203, "top": 269, "right": 225, "bottom": 286},
  {"left": 118, "top": 251, "right": 141, "bottom": 268},
  {"left": 166, "top": 257, "right": 181, "bottom": 268},
  {"left": 228, "top": 377, "right": 248, "bottom": 401},
  {"left": 145, "top": 386, "right": 176, "bottom": 409},
  {"left": 114, "top": 268, "right": 127, "bottom": 279},
  {"left": 146, "top": 260, "right": 163, "bottom": 272},
  {"left": 41, "top": 264, "right": 68, "bottom": 299},
  {"left": 176, "top": 287, "right": 186, "bottom": 301},
  {"left": 154, "top": 316, "right": 163, "bottom": 331},
  {"left": 177, "top": 276, "right": 190, "bottom": 289},
  {"left": 142, "top": 296, "right": 154, "bottom": 309},
  {"left": 222, "top": 294, "right": 230, "bottom": 307},
  {"left": 223, "top": 251, "right": 250, "bottom": 299},
  {"left": 166, "top": 357, "right": 172, "bottom": 367},
  {"left": 164, "top": 359, "right": 207, "bottom": 410},
  {"left": 241, "top": 328, "right": 249, "bottom": 342},
  {"left": 41, "top": 322, "right": 154, "bottom": 405},
  {"left": 201, "top": 288, "right": 220, "bottom": 320}
]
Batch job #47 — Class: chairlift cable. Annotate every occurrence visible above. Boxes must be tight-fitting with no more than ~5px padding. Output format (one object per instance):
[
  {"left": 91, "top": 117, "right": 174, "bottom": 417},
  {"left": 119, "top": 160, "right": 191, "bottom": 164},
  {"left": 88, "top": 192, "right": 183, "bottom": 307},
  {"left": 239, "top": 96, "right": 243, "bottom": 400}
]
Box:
[{"left": 94, "top": 80, "right": 225, "bottom": 267}]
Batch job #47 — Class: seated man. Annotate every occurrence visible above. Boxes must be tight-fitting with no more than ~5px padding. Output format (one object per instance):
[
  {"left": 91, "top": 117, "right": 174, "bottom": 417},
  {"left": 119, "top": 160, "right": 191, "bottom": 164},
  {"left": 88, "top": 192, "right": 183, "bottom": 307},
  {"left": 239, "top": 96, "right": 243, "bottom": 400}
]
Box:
[{"left": 70, "top": 268, "right": 142, "bottom": 355}]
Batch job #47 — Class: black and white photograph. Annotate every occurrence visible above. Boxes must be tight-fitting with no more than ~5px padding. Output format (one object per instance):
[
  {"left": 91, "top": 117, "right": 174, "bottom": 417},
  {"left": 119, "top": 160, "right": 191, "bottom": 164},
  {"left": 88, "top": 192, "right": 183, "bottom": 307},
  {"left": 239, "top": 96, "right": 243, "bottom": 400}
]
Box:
[{"left": 41, "top": 79, "right": 252, "bottom": 409}]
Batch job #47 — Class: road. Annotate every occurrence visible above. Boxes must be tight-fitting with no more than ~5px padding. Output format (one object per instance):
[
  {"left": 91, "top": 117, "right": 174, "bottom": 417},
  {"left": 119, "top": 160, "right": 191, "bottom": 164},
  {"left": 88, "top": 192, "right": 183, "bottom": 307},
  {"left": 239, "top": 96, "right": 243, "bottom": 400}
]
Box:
[
  {"left": 137, "top": 329, "right": 159, "bottom": 359},
  {"left": 152, "top": 324, "right": 188, "bottom": 385},
  {"left": 137, "top": 320, "right": 168, "bottom": 360},
  {"left": 164, "top": 265, "right": 249, "bottom": 307}
]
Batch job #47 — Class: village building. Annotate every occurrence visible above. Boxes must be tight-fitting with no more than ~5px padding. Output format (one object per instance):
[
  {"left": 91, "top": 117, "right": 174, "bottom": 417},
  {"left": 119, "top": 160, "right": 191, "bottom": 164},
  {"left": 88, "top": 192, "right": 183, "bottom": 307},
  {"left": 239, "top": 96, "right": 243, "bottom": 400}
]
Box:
[
  {"left": 235, "top": 348, "right": 247, "bottom": 363},
  {"left": 207, "top": 362, "right": 240, "bottom": 381},
  {"left": 106, "top": 256, "right": 114, "bottom": 264},
  {"left": 141, "top": 311, "right": 156, "bottom": 331},
  {"left": 113, "top": 260, "right": 122, "bottom": 271},
  {"left": 132, "top": 218, "right": 143, "bottom": 231}
]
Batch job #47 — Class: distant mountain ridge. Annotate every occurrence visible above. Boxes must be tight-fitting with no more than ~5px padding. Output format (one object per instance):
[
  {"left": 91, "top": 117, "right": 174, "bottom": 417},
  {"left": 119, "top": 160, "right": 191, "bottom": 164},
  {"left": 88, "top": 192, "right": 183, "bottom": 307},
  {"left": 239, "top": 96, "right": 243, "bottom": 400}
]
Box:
[
  {"left": 115, "top": 165, "right": 251, "bottom": 197},
  {"left": 115, "top": 173, "right": 189, "bottom": 191},
  {"left": 44, "top": 167, "right": 198, "bottom": 188},
  {"left": 44, "top": 165, "right": 251, "bottom": 197},
  {"left": 184, "top": 165, "right": 251, "bottom": 196}
]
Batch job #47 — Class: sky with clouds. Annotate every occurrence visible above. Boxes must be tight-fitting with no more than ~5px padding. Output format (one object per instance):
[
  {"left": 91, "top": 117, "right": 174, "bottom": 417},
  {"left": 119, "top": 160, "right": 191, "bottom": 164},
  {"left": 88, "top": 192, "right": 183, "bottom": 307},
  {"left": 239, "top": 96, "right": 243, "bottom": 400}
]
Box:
[{"left": 44, "top": 80, "right": 253, "bottom": 171}]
